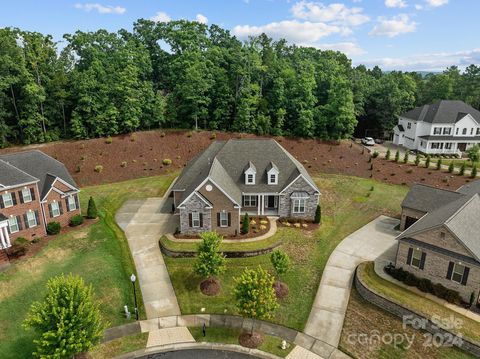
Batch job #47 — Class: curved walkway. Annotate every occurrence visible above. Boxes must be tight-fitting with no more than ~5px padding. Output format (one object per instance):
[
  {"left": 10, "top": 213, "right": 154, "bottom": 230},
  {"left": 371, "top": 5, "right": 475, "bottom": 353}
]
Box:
[
  {"left": 304, "top": 215, "right": 400, "bottom": 348},
  {"left": 165, "top": 216, "right": 278, "bottom": 243}
]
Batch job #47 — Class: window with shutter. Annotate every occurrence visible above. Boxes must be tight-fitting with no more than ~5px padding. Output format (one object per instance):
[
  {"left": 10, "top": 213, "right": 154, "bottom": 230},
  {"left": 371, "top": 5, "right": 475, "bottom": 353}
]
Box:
[
  {"left": 26, "top": 211, "right": 37, "bottom": 228},
  {"left": 192, "top": 212, "right": 200, "bottom": 227},
  {"left": 451, "top": 263, "right": 466, "bottom": 284},
  {"left": 21, "top": 188, "right": 32, "bottom": 203},
  {"left": 51, "top": 202, "right": 60, "bottom": 217},
  {"left": 2, "top": 193, "right": 13, "bottom": 208},
  {"left": 8, "top": 217, "right": 19, "bottom": 233},
  {"left": 410, "top": 248, "right": 423, "bottom": 268},
  {"left": 220, "top": 212, "right": 228, "bottom": 227}
]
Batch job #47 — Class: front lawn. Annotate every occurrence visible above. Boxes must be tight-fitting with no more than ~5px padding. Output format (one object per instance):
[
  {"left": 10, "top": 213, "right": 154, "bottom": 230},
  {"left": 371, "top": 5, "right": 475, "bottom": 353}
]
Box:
[
  {"left": 165, "top": 174, "right": 409, "bottom": 331},
  {"left": 357, "top": 262, "right": 480, "bottom": 343},
  {"left": 0, "top": 173, "right": 177, "bottom": 359}
]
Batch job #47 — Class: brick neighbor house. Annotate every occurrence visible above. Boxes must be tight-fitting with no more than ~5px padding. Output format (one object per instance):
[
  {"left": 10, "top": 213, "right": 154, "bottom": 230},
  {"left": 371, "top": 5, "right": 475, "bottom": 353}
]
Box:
[
  {"left": 0, "top": 151, "right": 80, "bottom": 265},
  {"left": 171, "top": 139, "right": 320, "bottom": 236},
  {"left": 395, "top": 180, "right": 480, "bottom": 303}
]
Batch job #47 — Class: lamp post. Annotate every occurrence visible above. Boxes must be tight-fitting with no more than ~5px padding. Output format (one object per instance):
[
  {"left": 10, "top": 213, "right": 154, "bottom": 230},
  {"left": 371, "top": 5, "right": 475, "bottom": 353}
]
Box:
[{"left": 130, "top": 274, "right": 138, "bottom": 320}]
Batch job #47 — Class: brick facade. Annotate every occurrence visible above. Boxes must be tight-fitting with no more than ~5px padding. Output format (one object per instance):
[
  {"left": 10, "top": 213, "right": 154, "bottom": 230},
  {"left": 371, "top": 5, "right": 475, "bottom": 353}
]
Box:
[
  {"left": 278, "top": 176, "right": 319, "bottom": 220},
  {"left": 42, "top": 180, "right": 81, "bottom": 227},
  {"left": 0, "top": 183, "right": 47, "bottom": 241},
  {"left": 396, "top": 238, "right": 480, "bottom": 302}
]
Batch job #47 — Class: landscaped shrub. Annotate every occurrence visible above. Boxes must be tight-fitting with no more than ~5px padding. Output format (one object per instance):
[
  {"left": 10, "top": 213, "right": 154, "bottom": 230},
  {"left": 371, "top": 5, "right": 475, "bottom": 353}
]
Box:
[
  {"left": 448, "top": 161, "right": 454, "bottom": 173},
  {"left": 46, "top": 222, "right": 61, "bottom": 235},
  {"left": 105, "top": 136, "right": 112, "bottom": 144},
  {"left": 471, "top": 165, "right": 477, "bottom": 178},
  {"left": 385, "top": 149, "right": 391, "bottom": 160},
  {"left": 210, "top": 132, "right": 216, "bottom": 140},
  {"left": 121, "top": 161, "right": 127, "bottom": 168},
  {"left": 94, "top": 165, "right": 103, "bottom": 173},
  {"left": 459, "top": 162, "right": 466, "bottom": 176},
  {"left": 425, "top": 155, "right": 431, "bottom": 168},
  {"left": 162, "top": 159, "right": 172, "bottom": 166},
  {"left": 418, "top": 278, "right": 433, "bottom": 293},
  {"left": 403, "top": 152, "right": 409, "bottom": 164},
  {"left": 70, "top": 215, "right": 84, "bottom": 227},
  {"left": 414, "top": 153, "right": 421, "bottom": 166},
  {"left": 394, "top": 150, "right": 400, "bottom": 162},
  {"left": 242, "top": 213, "right": 250, "bottom": 234},
  {"left": 436, "top": 158, "right": 442, "bottom": 170},
  {"left": 7, "top": 243, "right": 27, "bottom": 258},
  {"left": 372, "top": 151, "right": 379, "bottom": 158},
  {"left": 314, "top": 205, "right": 321, "bottom": 224},
  {"left": 87, "top": 197, "right": 98, "bottom": 219}
]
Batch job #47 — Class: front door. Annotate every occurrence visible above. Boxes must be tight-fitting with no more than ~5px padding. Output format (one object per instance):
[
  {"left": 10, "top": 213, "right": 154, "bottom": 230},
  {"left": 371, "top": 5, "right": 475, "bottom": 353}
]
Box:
[
  {"left": 458, "top": 143, "right": 467, "bottom": 152},
  {"left": 267, "top": 196, "right": 276, "bottom": 208}
]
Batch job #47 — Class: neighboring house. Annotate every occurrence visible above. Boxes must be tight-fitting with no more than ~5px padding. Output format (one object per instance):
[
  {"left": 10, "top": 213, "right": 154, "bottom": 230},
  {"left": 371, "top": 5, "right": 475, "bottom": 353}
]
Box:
[
  {"left": 171, "top": 139, "right": 320, "bottom": 236},
  {"left": 395, "top": 180, "right": 480, "bottom": 303},
  {"left": 0, "top": 151, "right": 81, "bottom": 259},
  {"left": 392, "top": 100, "right": 480, "bottom": 156}
]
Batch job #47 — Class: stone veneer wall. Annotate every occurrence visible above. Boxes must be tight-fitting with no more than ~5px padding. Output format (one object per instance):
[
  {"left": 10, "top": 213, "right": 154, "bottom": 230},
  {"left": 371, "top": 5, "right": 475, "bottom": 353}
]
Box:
[
  {"left": 278, "top": 176, "right": 319, "bottom": 220},
  {"left": 355, "top": 266, "right": 480, "bottom": 357},
  {"left": 396, "top": 241, "right": 480, "bottom": 302},
  {"left": 179, "top": 193, "right": 211, "bottom": 234},
  {"left": 400, "top": 207, "right": 426, "bottom": 231}
]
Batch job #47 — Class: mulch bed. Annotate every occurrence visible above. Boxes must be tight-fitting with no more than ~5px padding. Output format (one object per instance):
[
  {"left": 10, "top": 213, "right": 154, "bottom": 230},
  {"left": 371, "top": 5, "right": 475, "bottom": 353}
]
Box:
[
  {"left": 273, "top": 281, "right": 289, "bottom": 299},
  {"left": 0, "top": 129, "right": 474, "bottom": 190},
  {"left": 200, "top": 277, "right": 221, "bottom": 296},
  {"left": 238, "top": 331, "right": 264, "bottom": 349},
  {"left": 277, "top": 219, "right": 319, "bottom": 231},
  {"left": 7, "top": 218, "right": 97, "bottom": 263}
]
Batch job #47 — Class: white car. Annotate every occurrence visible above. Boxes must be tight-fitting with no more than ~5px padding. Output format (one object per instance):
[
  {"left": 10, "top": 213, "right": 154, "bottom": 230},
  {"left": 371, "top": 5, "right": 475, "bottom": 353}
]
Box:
[{"left": 362, "top": 137, "right": 375, "bottom": 146}]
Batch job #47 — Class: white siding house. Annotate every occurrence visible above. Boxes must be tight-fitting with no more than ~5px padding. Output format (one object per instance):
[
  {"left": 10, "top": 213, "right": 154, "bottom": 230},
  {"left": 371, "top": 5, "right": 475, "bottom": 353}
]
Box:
[{"left": 393, "top": 100, "right": 480, "bottom": 155}]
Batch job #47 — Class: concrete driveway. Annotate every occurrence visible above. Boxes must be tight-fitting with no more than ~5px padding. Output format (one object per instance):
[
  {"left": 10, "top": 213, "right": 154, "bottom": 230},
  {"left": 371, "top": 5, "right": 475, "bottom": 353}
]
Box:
[
  {"left": 304, "top": 215, "right": 400, "bottom": 348},
  {"left": 116, "top": 197, "right": 181, "bottom": 319}
]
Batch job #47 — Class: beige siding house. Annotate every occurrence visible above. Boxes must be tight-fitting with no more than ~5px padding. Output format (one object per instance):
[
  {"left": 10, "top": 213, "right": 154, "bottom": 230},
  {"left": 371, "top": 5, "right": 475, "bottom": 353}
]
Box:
[{"left": 172, "top": 139, "right": 320, "bottom": 236}]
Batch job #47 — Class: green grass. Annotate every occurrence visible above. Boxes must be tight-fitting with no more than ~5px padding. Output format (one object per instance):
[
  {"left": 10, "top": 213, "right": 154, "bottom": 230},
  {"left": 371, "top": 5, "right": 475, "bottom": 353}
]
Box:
[
  {"left": 166, "top": 174, "right": 409, "bottom": 331},
  {"left": 160, "top": 234, "right": 282, "bottom": 253},
  {"left": 0, "top": 172, "right": 177, "bottom": 359},
  {"left": 358, "top": 262, "right": 480, "bottom": 343},
  {"left": 188, "top": 327, "right": 294, "bottom": 358},
  {"left": 89, "top": 332, "right": 148, "bottom": 359}
]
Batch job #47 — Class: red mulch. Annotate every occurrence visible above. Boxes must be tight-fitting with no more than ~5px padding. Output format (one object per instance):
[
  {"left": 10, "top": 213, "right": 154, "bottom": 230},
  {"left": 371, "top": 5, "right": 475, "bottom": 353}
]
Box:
[
  {"left": 273, "top": 280, "right": 289, "bottom": 299},
  {"left": 200, "top": 277, "right": 221, "bottom": 296},
  {"left": 239, "top": 331, "right": 264, "bottom": 349},
  {"left": 0, "top": 130, "right": 473, "bottom": 190}
]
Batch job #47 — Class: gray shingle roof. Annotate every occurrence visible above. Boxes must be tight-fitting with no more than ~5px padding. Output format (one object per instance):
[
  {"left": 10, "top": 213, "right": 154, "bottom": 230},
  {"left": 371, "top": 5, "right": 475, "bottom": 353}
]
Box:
[
  {"left": 172, "top": 139, "right": 319, "bottom": 205},
  {"left": 0, "top": 150, "right": 78, "bottom": 199},
  {"left": 418, "top": 135, "right": 480, "bottom": 141},
  {"left": 0, "top": 160, "right": 38, "bottom": 188},
  {"left": 458, "top": 180, "right": 480, "bottom": 197},
  {"left": 401, "top": 184, "right": 463, "bottom": 212},
  {"left": 401, "top": 100, "right": 480, "bottom": 124}
]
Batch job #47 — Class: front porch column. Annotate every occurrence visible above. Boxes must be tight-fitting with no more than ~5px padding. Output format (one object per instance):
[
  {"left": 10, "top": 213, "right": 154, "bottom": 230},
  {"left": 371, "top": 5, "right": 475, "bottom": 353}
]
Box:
[
  {"left": 0, "top": 227, "right": 6, "bottom": 249},
  {"left": 257, "top": 195, "right": 261, "bottom": 215},
  {"left": 261, "top": 195, "right": 265, "bottom": 215},
  {"left": 3, "top": 227, "right": 10, "bottom": 247}
]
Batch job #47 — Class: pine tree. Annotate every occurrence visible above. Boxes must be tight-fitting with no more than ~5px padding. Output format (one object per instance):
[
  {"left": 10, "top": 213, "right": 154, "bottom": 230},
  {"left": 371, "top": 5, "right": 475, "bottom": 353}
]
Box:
[
  {"left": 471, "top": 165, "right": 478, "bottom": 178},
  {"left": 403, "top": 151, "right": 409, "bottom": 164},
  {"left": 436, "top": 158, "right": 442, "bottom": 170},
  {"left": 385, "top": 149, "right": 391, "bottom": 160},
  {"left": 448, "top": 161, "right": 455, "bottom": 173},
  {"left": 314, "top": 205, "right": 321, "bottom": 224},
  {"left": 395, "top": 150, "right": 400, "bottom": 162},
  {"left": 415, "top": 153, "right": 421, "bottom": 166},
  {"left": 242, "top": 213, "right": 250, "bottom": 234},
  {"left": 425, "top": 155, "right": 431, "bottom": 168},
  {"left": 87, "top": 196, "right": 98, "bottom": 219},
  {"left": 459, "top": 162, "right": 466, "bottom": 176}
]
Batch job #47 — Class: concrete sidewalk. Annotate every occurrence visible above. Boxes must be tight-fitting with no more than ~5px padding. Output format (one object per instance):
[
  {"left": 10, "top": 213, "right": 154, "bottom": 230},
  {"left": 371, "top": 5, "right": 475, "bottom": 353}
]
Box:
[
  {"left": 304, "top": 216, "right": 400, "bottom": 348},
  {"left": 116, "top": 197, "right": 181, "bottom": 319}
]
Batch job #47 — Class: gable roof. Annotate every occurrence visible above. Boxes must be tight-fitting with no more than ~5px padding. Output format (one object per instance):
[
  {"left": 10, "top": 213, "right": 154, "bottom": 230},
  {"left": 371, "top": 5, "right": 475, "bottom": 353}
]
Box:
[
  {"left": 401, "top": 100, "right": 480, "bottom": 124},
  {"left": 0, "top": 150, "right": 78, "bottom": 199},
  {"left": 0, "top": 159, "right": 38, "bottom": 188},
  {"left": 398, "top": 179, "right": 480, "bottom": 261},
  {"left": 172, "top": 139, "right": 319, "bottom": 205}
]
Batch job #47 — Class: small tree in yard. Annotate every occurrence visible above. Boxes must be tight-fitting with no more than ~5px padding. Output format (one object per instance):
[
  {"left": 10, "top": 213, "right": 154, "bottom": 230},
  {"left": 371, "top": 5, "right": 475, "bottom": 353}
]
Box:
[
  {"left": 425, "top": 155, "right": 431, "bottom": 168},
  {"left": 314, "top": 204, "right": 321, "bottom": 224},
  {"left": 414, "top": 153, "right": 420, "bottom": 166},
  {"left": 448, "top": 161, "right": 455, "bottom": 173},
  {"left": 385, "top": 149, "right": 391, "bottom": 160},
  {"left": 472, "top": 165, "right": 478, "bottom": 178},
  {"left": 467, "top": 144, "right": 480, "bottom": 163},
  {"left": 87, "top": 196, "right": 98, "bottom": 219},
  {"left": 241, "top": 213, "right": 250, "bottom": 234},
  {"left": 436, "top": 158, "right": 442, "bottom": 170},
  {"left": 394, "top": 150, "right": 400, "bottom": 162},
  {"left": 270, "top": 250, "right": 291, "bottom": 299},
  {"left": 194, "top": 231, "right": 226, "bottom": 296},
  {"left": 234, "top": 266, "right": 279, "bottom": 348},
  {"left": 403, "top": 151, "right": 409, "bottom": 164},
  {"left": 459, "top": 162, "right": 466, "bottom": 176},
  {"left": 23, "top": 274, "right": 104, "bottom": 358}
]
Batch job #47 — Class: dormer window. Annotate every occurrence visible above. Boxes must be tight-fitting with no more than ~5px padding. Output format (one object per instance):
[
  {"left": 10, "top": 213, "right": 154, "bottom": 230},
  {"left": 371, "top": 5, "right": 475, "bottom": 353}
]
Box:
[
  {"left": 244, "top": 161, "right": 256, "bottom": 185},
  {"left": 267, "top": 162, "right": 279, "bottom": 185}
]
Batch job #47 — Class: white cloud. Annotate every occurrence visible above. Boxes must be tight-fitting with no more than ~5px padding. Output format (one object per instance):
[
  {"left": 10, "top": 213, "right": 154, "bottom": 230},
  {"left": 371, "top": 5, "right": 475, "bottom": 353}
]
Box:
[
  {"left": 385, "top": 0, "right": 407, "bottom": 8},
  {"left": 233, "top": 20, "right": 341, "bottom": 43},
  {"left": 74, "top": 3, "right": 125, "bottom": 14},
  {"left": 425, "top": 0, "right": 448, "bottom": 7},
  {"left": 151, "top": 11, "right": 171, "bottom": 23},
  {"left": 291, "top": 1, "right": 369, "bottom": 26},
  {"left": 195, "top": 14, "right": 208, "bottom": 24},
  {"left": 369, "top": 14, "right": 416, "bottom": 37},
  {"left": 314, "top": 42, "right": 366, "bottom": 56},
  {"left": 414, "top": 4, "right": 423, "bottom": 10},
  {"left": 360, "top": 48, "right": 480, "bottom": 71}
]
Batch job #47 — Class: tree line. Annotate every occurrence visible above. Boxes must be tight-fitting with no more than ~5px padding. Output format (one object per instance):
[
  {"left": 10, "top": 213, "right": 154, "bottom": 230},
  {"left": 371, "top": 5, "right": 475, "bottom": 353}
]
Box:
[{"left": 1, "top": 20, "right": 480, "bottom": 148}]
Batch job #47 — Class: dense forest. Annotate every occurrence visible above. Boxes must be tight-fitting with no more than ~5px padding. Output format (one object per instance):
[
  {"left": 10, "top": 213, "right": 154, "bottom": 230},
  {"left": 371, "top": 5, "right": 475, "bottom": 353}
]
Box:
[{"left": 1, "top": 20, "right": 480, "bottom": 148}]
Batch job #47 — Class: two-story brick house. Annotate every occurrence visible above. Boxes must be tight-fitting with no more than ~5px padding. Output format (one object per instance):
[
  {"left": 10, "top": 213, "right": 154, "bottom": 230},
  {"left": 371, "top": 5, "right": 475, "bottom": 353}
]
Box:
[
  {"left": 171, "top": 139, "right": 320, "bottom": 236},
  {"left": 395, "top": 180, "right": 480, "bottom": 303},
  {"left": 393, "top": 100, "right": 480, "bottom": 156},
  {"left": 0, "top": 151, "right": 80, "bottom": 264}
]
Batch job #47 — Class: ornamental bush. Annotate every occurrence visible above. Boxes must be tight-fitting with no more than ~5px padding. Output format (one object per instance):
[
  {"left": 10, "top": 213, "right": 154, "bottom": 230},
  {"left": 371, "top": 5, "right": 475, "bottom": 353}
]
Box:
[
  {"left": 448, "top": 161, "right": 455, "bottom": 173},
  {"left": 242, "top": 213, "right": 250, "bottom": 234},
  {"left": 459, "top": 162, "right": 466, "bottom": 176},
  {"left": 394, "top": 150, "right": 400, "bottom": 162},
  {"left": 403, "top": 151, "right": 409, "bottom": 164},
  {"left": 46, "top": 222, "right": 61, "bottom": 235},
  {"left": 70, "top": 215, "right": 84, "bottom": 227},
  {"left": 415, "top": 153, "right": 421, "bottom": 166},
  {"left": 162, "top": 159, "right": 172, "bottom": 166},
  {"left": 87, "top": 197, "right": 98, "bottom": 219},
  {"left": 436, "top": 158, "right": 442, "bottom": 170},
  {"left": 314, "top": 205, "right": 321, "bottom": 224},
  {"left": 385, "top": 149, "right": 391, "bottom": 160},
  {"left": 425, "top": 155, "right": 431, "bottom": 168},
  {"left": 472, "top": 165, "right": 478, "bottom": 178},
  {"left": 270, "top": 250, "right": 290, "bottom": 277},
  {"left": 194, "top": 231, "right": 226, "bottom": 280}
]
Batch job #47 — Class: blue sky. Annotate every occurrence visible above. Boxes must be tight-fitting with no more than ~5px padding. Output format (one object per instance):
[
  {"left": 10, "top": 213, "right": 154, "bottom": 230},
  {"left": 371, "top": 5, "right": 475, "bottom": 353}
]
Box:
[{"left": 1, "top": 0, "right": 479, "bottom": 71}]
